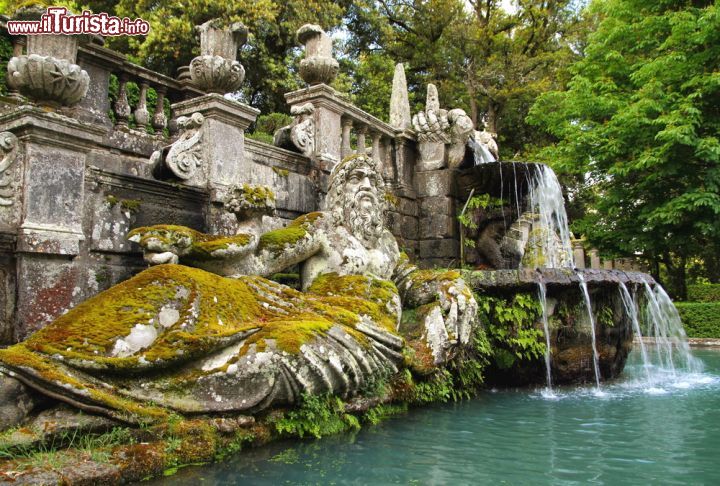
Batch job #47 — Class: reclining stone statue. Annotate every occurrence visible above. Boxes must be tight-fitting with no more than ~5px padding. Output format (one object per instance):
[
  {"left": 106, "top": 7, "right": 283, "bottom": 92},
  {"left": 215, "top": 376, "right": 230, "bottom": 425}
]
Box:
[{"left": 0, "top": 155, "right": 478, "bottom": 428}]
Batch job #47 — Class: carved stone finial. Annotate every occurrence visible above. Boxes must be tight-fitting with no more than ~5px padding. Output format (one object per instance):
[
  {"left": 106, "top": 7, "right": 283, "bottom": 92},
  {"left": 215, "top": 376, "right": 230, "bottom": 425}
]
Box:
[
  {"left": 0, "top": 132, "right": 19, "bottom": 206},
  {"left": 426, "top": 83, "right": 440, "bottom": 112},
  {"left": 190, "top": 19, "right": 247, "bottom": 94},
  {"left": 296, "top": 24, "right": 339, "bottom": 85},
  {"left": 389, "top": 63, "right": 411, "bottom": 130},
  {"left": 164, "top": 112, "right": 205, "bottom": 180}
]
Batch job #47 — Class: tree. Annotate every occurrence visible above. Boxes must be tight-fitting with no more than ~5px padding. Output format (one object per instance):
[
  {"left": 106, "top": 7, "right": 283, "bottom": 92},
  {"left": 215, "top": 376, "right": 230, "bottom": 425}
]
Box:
[
  {"left": 344, "top": 0, "right": 584, "bottom": 158},
  {"left": 527, "top": 0, "right": 720, "bottom": 297}
]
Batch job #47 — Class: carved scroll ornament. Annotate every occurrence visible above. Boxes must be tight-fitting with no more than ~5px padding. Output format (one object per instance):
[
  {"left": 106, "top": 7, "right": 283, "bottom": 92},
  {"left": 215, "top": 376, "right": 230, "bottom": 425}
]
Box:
[
  {"left": 0, "top": 133, "right": 19, "bottom": 206},
  {"left": 165, "top": 113, "right": 205, "bottom": 180}
]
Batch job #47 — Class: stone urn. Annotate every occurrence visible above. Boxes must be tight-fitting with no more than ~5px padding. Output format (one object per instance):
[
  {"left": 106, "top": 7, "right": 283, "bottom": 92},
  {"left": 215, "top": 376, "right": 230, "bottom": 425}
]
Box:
[
  {"left": 5, "top": 26, "right": 89, "bottom": 108},
  {"left": 7, "top": 55, "right": 89, "bottom": 108},
  {"left": 297, "top": 24, "right": 339, "bottom": 85},
  {"left": 189, "top": 19, "right": 247, "bottom": 94}
]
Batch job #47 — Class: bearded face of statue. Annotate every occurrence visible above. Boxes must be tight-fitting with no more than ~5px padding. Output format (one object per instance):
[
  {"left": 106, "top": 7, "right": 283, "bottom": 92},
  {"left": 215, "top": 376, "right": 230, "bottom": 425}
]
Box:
[{"left": 326, "top": 157, "right": 387, "bottom": 248}]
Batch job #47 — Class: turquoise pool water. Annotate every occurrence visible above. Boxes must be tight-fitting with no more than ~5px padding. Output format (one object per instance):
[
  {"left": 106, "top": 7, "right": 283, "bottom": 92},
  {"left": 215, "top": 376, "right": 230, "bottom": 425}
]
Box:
[{"left": 158, "top": 349, "right": 720, "bottom": 485}]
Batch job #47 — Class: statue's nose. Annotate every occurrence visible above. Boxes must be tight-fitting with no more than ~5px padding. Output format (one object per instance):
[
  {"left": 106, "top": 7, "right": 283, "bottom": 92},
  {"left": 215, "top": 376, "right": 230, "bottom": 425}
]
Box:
[{"left": 359, "top": 176, "right": 372, "bottom": 190}]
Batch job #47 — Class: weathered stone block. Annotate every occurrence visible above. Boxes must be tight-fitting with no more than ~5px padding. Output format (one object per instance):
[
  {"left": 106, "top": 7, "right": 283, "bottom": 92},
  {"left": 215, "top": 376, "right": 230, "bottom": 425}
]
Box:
[
  {"left": 415, "top": 169, "right": 457, "bottom": 197},
  {"left": 386, "top": 210, "right": 403, "bottom": 238},
  {"left": 401, "top": 215, "right": 418, "bottom": 240},
  {"left": 419, "top": 213, "right": 458, "bottom": 239},
  {"left": 418, "top": 239, "right": 459, "bottom": 259},
  {"left": 398, "top": 197, "right": 418, "bottom": 217},
  {"left": 16, "top": 256, "right": 82, "bottom": 340},
  {"left": 419, "top": 195, "right": 456, "bottom": 218}
]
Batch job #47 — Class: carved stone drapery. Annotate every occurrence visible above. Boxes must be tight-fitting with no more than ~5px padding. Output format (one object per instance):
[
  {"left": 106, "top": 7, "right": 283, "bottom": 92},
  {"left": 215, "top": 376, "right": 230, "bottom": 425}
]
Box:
[
  {"left": 0, "top": 133, "right": 19, "bottom": 206},
  {"left": 6, "top": 54, "right": 89, "bottom": 108},
  {"left": 272, "top": 103, "right": 315, "bottom": 157},
  {"left": 289, "top": 103, "right": 315, "bottom": 157},
  {"left": 165, "top": 113, "right": 205, "bottom": 180}
]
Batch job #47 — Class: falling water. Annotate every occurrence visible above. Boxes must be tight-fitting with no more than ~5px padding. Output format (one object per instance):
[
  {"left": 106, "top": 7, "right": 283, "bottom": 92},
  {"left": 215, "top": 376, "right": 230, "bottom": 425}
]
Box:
[
  {"left": 525, "top": 166, "right": 574, "bottom": 268},
  {"left": 537, "top": 279, "right": 554, "bottom": 396},
  {"left": 641, "top": 282, "right": 703, "bottom": 375},
  {"left": 469, "top": 137, "right": 496, "bottom": 165},
  {"left": 577, "top": 273, "right": 602, "bottom": 390},
  {"left": 618, "top": 282, "right": 651, "bottom": 381}
]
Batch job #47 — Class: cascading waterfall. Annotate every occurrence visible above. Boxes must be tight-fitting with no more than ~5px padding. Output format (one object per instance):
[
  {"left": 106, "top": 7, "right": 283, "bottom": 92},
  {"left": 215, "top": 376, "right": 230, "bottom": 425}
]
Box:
[
  {"left": 618, "top": 282, "right": 651, "bottom": 381},
  {"left": 537, "top": 279, "right": 554, "bottom": 396},
  {"left": 577, "top": 273, "right": 602, "bottom": 390},
  {"left": 524, "top": 165, "right": 574, "bottom": 269},
  {"left": 641, "top": 282, "right": 703, "bottom": 375}
]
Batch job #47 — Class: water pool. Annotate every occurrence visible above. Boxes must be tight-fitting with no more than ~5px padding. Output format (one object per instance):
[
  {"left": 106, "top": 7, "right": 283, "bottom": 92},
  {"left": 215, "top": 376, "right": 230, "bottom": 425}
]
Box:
[{"left": 156, "top": 349, "right": 720, "bottom": 485}]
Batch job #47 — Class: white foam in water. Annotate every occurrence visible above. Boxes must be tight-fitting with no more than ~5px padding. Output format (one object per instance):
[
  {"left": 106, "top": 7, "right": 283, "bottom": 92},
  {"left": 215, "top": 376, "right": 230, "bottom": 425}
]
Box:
[{"left": 524, "top": 165, "right": 574, "bottom": 269}]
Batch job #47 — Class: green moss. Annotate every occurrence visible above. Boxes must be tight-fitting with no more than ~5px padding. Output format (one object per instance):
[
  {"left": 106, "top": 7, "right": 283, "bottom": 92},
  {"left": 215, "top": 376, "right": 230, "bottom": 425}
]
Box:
[
  {"left": 258, "top": 212, "right": 323, "bottom": 254},
  {"left": 106, "top": 195, "right": 120, "bottom": 208},
  {"left": 384, "top": 192, "right": 399, "bottom": 207},
  {"left": 272, "top": 167, "right": 290, "bottom": 177},
  {"left": 128, "top": 225, "right": 253, "bottom": 260},
  {"left": 120, "top": 199, "right": 142, "bottom": 213},
  {"left": 409, "top": 269, "right": 462, "bottom": 293}
]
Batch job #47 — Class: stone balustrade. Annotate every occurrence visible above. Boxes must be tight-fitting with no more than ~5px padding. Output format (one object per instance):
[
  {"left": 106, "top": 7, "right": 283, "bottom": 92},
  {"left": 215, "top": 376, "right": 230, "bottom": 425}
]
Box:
[{"left": 75, "top": 40, "right": 205, "bottom": 136}]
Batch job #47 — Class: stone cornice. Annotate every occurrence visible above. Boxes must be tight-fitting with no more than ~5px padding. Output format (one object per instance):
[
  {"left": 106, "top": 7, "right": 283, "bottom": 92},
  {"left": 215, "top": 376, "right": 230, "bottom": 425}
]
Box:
[{"left": 171, "top": 94, "right": 260, "bottom": 129}]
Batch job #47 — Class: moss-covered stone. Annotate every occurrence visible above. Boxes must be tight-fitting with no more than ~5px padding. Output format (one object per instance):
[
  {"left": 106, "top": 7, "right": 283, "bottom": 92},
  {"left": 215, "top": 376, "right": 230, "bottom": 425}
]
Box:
[{"left": 258, "top": 212, "right": 324, "bottom": 254}]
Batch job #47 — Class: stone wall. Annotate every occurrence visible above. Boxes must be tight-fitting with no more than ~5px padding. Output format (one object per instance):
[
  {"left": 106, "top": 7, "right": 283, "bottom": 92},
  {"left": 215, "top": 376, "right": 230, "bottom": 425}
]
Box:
[{"left": 0, "top": 23, "right": 472, "bottom": 343}]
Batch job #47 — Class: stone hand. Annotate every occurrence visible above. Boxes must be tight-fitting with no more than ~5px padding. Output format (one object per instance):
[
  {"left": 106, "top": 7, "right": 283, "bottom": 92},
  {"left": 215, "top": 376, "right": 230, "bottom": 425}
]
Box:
[
  {"left": 434, "top": 276, "right": 477, "bottom": 349},
  {"left": 412, "top": 109, "right": 451, "bottom": 143},
  {"left": 128, "top": 226, "right": 197, "bottom": 265}
]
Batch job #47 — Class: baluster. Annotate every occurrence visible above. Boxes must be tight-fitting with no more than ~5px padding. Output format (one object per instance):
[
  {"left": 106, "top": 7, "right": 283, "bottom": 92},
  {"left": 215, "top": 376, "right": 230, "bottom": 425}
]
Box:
[
  {"left": 134, "top": 81, "right": 150, "bottom": 130},
  {"left": 382, "top": 138, "right": 395, "bottom": 185},
  {"left": 114, "top": 74, "right": 131, "bottom": 128},
  {"left": 371, "top": 131, "right": 382, "bottom": 162},
  {"left": 356, "top": 124, "right": 367, "bottom": 155},
  {"left": 7, "top": 37, "right": 25, "bottom": 100},
  {"left": 152, "top": 86, "right": 168, "bottom": 136},
  {"left": 394, "top": 138, "right": 407, "bottom": 189},
  {"left": 341, "top": 117, "right": 353, "bottom": 159}
]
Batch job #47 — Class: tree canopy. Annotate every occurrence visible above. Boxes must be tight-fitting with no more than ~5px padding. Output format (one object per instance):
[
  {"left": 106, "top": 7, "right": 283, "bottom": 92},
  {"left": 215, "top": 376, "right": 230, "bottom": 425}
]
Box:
[{"left": 528, "top": 0, "right": 720, "bottom": 296}]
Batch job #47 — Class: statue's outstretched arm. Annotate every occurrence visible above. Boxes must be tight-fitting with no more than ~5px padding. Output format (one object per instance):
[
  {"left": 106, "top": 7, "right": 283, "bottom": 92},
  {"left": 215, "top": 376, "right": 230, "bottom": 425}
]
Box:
[
  {"left": 393, "top": 253, "right": 478, "bottom": 365},
  {"left": 128, "top": 212, "right": 325, "bottom": 278}
]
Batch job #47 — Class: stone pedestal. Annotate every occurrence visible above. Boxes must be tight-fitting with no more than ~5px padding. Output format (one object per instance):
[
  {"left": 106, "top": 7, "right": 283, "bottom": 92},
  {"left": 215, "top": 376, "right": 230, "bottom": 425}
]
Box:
[
  {"left": 285, "top": 84, "right": 344, "bottom": 170},
  {"left": 171, "top": 94, "right": 259, "bottom": 234},
  {"left": 0, "top": 107, "right": 104, "bottom": 339},
  {"left": 415, "top": 168, "right": 459, "bottom": 267},
  {"left": 589, "top": 249, "right": 601, "bottom": 270}
]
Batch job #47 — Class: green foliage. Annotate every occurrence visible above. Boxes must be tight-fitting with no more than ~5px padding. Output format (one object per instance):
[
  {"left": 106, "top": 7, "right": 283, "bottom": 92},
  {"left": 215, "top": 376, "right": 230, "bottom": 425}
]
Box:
[
  {"left": 675, "top": 302, "right": 720, "bottom": 338},
  {"left": 0, "top": 426, "right": 136, "bottom": 465},
  {"left": 458, "top": 195, "right": 505, "bottom": 230},
  {"left": 345, "top": 0, "right": 584, "bottom": 157},
  {"left": 528, "top": 0, "right": 720, "bottom": 293},
  {"left": 687, "top": 284, "right": 720, "bottom": 303},
  {"left": 0, "top": 34, "right": 12, "bottom": 96},
  {"left": 477, "top": 292, "right": 546, "bottom": 369},
  {"left": 254, "top": 112, "right": 293, "bottom": 137},
  {"left": 273, "top": 394, "right": 361, "bottom": 439},
  {"left": 362, "top": 403, "right": 408, "bottom": 425}
]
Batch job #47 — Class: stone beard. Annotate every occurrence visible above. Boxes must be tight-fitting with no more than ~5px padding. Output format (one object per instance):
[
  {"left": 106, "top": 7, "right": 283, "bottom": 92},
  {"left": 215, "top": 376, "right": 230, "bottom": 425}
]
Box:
[{"left": 326, "top": 158, "right": 388, "bottom": 248}]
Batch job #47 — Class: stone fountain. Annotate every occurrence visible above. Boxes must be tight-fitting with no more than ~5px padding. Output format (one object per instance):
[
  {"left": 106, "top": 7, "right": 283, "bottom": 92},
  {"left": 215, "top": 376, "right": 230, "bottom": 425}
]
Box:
[{"left": 0, "top": 16, "right": 693, "bottom": 481}]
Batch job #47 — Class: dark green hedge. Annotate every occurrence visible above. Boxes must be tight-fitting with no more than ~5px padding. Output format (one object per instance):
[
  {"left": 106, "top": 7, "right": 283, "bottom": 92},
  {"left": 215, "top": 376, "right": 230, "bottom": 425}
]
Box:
[
  {"left": 675, "top": 302, "right": 720, "bottom": 338},
  {"left": 687, "top": 284, "right": 720, "bottom": 303}
]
